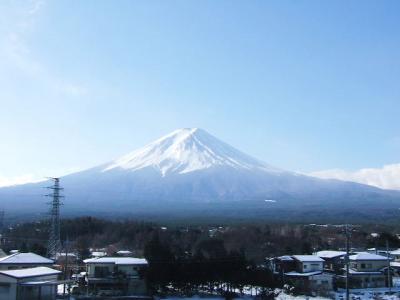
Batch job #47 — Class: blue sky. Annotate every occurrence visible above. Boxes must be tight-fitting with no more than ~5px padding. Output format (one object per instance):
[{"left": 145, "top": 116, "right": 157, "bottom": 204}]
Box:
[{"left": 0, "top": 0, "right": 399, "bottom": 186}]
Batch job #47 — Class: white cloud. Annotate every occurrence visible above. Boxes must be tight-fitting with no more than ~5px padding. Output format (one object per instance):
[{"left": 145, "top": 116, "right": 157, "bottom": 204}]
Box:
[
  {"left": 0, "top": 167, "right": 84, "bottom": 188},
  {"left": 0, "top": 174, "right": 44, "bottom": 188},
  {"left": 310, "top": 163, "right": 400, "bottom": 190}
]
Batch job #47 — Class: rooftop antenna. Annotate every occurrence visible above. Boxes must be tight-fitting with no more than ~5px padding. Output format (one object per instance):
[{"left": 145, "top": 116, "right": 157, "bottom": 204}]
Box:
[{"left": 46, "top": 177, "right": 63, "bottom": 258}]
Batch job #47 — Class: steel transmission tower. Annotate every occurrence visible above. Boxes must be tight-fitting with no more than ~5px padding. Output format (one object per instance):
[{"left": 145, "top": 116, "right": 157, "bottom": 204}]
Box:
[{"left": 46, "top": 178, "right": 63, "bottom": 258}]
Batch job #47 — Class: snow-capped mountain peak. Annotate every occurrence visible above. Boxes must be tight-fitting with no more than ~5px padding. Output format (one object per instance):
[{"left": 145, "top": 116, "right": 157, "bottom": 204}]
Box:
[
  {"left": 2, "top": 128, "right": 399, "bottom": 220},
  {"left": 103, "top": 128, "right": 280, "bottom": 176}
]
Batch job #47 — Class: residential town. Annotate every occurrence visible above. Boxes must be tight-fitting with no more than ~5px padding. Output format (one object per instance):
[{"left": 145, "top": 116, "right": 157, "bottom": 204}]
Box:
[
  {"left": 0, "top": 249, "right": 149, "bottom": 299},
  {"left": 1, "top": 242, "right": 400, "bottom": 299}
]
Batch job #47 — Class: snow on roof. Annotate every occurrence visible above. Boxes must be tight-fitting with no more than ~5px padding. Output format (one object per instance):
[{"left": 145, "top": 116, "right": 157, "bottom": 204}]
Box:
[
  {"left": 83, "top": 257, "right": 148, "bottom": 265},
  {"left": 56, "top": 253, "right": 77, "bottom": 258},
  {"left": 277, "top": 256, "right": 294, "bottom": 261},
  {"left": 346, "top": 268, "right": 382, "bottom": 275},
  {"left": 293, "top": 255, "right": 324, "bottom": 262},
  {"left": 316, "top": 250, "right": 346, "bottom": 259},
  {"left": 116, "top": 250, "right": 132, "bottom": 254},
  {"left": 349, "top": 252, "right": 389, "bottom": 261},
  {"left": 20, "top": 280, "right": 60, "bottom": 286},
  {"left": 0, "top": 267, "right": 61, "bottom": 279},
  {"left": 0, "top": 252, "right": 53, "bottom": 265},
  {"left": 390, "top": 249, "right": 400, "bottom": 255},
  {"left": 284, "top": 271, "right": 322, "bottom": 277},
  {"left": 91, "top": 251, "right": 107, "bottom": 257}
]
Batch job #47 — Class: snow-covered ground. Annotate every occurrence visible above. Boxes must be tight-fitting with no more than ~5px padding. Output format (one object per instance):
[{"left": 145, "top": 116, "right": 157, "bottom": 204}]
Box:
[
  {"left": 57, "top": 285, "right": 400, "bottom": 300},
  {"left": 334, "top": 291, "right": 400, "bottom": 300},
  {"left": 162, "top": 294, "right": 329, "bottom": 300},
  {"left": 275, "top": 294, "right": 329, "bottom": 300},
  {"left": 162, "top": 290, "right": 400, "bottom": 300}
]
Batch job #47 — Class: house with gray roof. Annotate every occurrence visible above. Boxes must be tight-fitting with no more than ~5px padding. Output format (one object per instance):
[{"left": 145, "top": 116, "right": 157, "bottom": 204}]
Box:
[
  {"left": 270, "top": 255, "right": 332, "bottom": 294},
  {"left": 315, "top": 250, "right": 346, "bottom": 272},
  {"left": 0, "top": 252, "right": 54, "bottom": 270},
  {"left": 0, "top": 266, "right": 61, "bottom": 300},
  {"left": 83, "top": 257, "right": 148, "bottom": 296},
  {"left": 337, "top": 252, "right": 391, "bottom": 289}
]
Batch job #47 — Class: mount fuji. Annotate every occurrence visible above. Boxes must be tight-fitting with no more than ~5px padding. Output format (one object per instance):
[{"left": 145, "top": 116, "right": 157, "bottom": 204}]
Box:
[
  {"left": 1, "top": 128, "right": 400, "bottom": 222},
  {"left": 102, "top": 128, "right": 281, "bottom": 176}
]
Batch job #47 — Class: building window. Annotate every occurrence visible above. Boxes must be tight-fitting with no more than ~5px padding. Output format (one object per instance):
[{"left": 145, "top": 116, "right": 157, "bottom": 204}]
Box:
[
  {"left": 94, "top": 266, "right": 109, "bottom": 278},
  {"left": 361, "top": 263, "right": 366, "bottom": 269}
]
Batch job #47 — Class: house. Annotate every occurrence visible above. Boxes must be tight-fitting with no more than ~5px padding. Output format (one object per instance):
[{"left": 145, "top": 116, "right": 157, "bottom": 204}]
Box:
[
  {"left": 367, "top": 248, "right": 390, "bottom": 257},
  {"left": 292, "top": 255, "right": 325, "bottom": 273},
  {"left": 83, "top": 257, "right": 148, "bottom": 296},
  {"left": 0, "top": 253, "right": 54, "bottom": 270},
  {"left": 390, "top": 249, "right": 400, "bottom": 261},
  {"left": 55, "top": 252, "right": 78, "bottom": 264},
  {"left": 282, "top": 255, "right": 332, "bottom": 294},
  {"left": 269, "top": 256, "right": 296, "bottom": 277},
  {"left": 337, "top": 252, "right": 390, "bottom": 289},
  {"left": 390, "top": 261, "right": 400, "bottom": 276},
  {"left": 315, "top": 250, "right": 346, "bottom": 272},
  {"left": 116, "top": 250, "right": 133, "bottom": 257},
  {"left": 0, "top": 266, "right": 61, "bottom": 300},
  {"left": 90, "top": 251, "right": 107, "bottom": 258}
]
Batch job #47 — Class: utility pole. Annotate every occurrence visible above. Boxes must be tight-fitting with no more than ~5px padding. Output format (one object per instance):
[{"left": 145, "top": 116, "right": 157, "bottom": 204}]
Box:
[
  {"left": 63, "top": 237, "right": 69, "bottom": 296},
  {"left": 0, "top": 210, "right": 4, "bottom": 233},
  {"left": 345, "top": 224, "right": 351, "bottom": 300},
  {"left": 46, "top": 178, "right": 63, "bottom": 259},
  {"left": 386, "top": 240, "right": 391, "bottom": 292},
  {"left": 0, "top": 210, "right": 4, "bottom": 246}
]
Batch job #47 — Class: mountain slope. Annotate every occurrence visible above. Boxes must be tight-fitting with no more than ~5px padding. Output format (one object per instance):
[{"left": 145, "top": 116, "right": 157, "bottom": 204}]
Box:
[
  {"left": 1, "top": 128, "right": 399, "bottom": 222},
  {"left": 102, "top": 128, "right": 281, "bottom": 175}
]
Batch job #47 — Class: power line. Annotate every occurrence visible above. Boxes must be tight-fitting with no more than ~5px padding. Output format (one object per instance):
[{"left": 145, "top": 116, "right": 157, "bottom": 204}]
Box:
[{"left": 46, "top": 178, "right": 64, "bottom": 259}]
